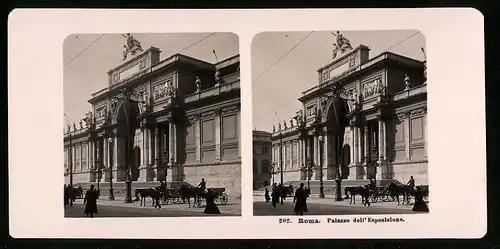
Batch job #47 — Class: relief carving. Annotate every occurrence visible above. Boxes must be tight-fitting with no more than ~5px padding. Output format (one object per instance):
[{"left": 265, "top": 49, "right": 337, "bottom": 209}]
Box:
[
  {"left": 221, "top": 105, "right": 238, "bottom": 114},
  {"left": 153, "top": 83, "right": 167, "bottom": 101},
  {"left": 409, "top": 107, "right": 427, "bottom": 117},
  {"left": 96, "top": 106, "right": 107, "bottom": 120},
  {"left": 362, "top": 78, "right": 382, "bottom": 98},
  {"left": 188, "top": 115, "right": 198, "bottom": 123},
  {"left": 201, "top": 110, "right": 216, "bottom": 119}
]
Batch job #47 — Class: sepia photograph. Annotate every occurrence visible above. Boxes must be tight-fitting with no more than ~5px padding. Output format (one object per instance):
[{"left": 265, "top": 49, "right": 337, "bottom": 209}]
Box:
[
  {"left": 63, "top": 32, "right": 241, "bottom": 217},
  {"left": 252, "top": 30, "right": 429, "bottom": 216}
]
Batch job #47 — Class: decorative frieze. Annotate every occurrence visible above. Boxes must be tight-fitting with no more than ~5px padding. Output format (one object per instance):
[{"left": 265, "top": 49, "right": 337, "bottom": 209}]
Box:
[
  {"left": 201, "top": 110, "right": 216, "bottom": 119},
  {"left": 362, "top": 77, "right": 382, "bottom": 98},
  {"left": 395, "top": 107, "right": 427, "bottom": 121},
  {"left": 221, "top": 105, "right": 239, "bottom": 114}
]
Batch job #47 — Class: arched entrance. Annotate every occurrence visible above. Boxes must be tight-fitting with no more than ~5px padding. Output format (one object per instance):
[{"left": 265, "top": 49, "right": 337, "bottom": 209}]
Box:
[
  {"left": 115, "top": 98, "right": 140, "bottom": 182},
  {"left": 325, "top": 94, "right": 350, "bottom": 178}
]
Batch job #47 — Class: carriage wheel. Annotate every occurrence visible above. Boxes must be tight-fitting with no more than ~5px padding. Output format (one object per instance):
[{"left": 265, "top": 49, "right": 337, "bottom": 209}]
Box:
[
  {"left": 371, "top": 194, "right": 379, "bottom": 203},
  {"left": 220, "top": 193, "right": 228, "bottom": 205},
  {"left": 161, "top": 196, "right": 168, "bottom": 205}
]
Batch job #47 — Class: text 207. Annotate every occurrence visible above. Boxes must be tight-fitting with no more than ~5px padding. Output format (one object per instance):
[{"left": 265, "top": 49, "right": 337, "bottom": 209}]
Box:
[{"left": 279, "top": 218, "right": 292, "bottom": 224}]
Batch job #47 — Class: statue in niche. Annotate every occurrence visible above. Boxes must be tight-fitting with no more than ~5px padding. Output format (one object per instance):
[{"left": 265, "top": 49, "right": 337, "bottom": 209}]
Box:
[
  {"left": 141, "top": 92, "right": 149, "bottom": 110},
  {"left": 214, "top": 69, "right": 221, "bottom": 86},
  {"left": 283, "top": 120, "right": 287, "bottom": 129},
  {"left": 272, "top": 125, "right": 276, "bottom": 133},
  {"left": 165, "top": 80, "right": 175, "bottom": 97},
  {"left": 347, "top": 89, "right": 356, "bottom": 112},
  {"left": 73, "top": 122, "right": 77, "bottom": 131},
  {"left": 331, "top": 31, "right": 354, "bottom": 59},
  {"left": 195, "top": 76, "right": 201, "bottom": 93},
  {"left": 404, "top": 74, "right": 411, "bottom": 90}
]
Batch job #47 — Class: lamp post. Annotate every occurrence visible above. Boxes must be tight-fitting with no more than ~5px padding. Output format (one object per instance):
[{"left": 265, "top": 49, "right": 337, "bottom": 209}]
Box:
[
  {"left": 318, "top": 135, "right": 325, "bottom": 198},
  {"left": 96, "top": 159, "right": 101, "bottom": 196},
  {"left": 302, "top": 157, "right": 315, "bottom": 191},
  {"left": 334, "top": 160, "right": 342, "bottom": 201},
  {"left": 108, "top": 137, "right": 115, "bottom": 200}
]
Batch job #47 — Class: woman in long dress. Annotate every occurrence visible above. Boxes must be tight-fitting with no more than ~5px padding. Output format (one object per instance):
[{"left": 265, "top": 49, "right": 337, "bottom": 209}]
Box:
[
  {"left": 203, "top": 188, "right": 221, "bottom": 214},
  {"left": 84, "top": 185, "right": 99, "bottom": 218}
]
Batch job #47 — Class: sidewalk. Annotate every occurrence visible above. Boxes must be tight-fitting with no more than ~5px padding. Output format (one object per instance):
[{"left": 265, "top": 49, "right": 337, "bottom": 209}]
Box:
[
  {"left": 75, "top": 196, "right": 242, "bottom": 215},
  {"left": 253, "top": 191, "right": 424, "bottom": 210}
]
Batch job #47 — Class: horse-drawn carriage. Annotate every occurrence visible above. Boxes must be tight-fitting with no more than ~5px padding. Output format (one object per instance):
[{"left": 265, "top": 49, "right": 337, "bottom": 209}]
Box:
[
  {"left": 344, "top": 183, "right": 429, "bottom": 206},
  {"left": 134, "top": 184, "right": 230, "bottom": 208}
]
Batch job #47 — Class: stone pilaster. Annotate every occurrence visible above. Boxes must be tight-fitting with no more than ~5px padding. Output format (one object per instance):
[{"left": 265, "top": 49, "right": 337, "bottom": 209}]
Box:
[
  {"left": 195, "top": 115, "right": 202, "bottom": 162},
  {"left": 362, "top": 125, "right": 369, "bottom": 179},
  {"left": 376, "top": 115, "right": 388, "bottom": 180},
  {"left": 214, "top": 109, "right": 222, "bottom": 161}
]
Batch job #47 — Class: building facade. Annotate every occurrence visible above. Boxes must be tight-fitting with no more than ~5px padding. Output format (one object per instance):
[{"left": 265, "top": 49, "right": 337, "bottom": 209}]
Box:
[
  {"left": 64, "top": 42, "right": 241, "bottom": 198},
  {"left": 252, "top": 130, "right": 272, "bottom": 189},
  {"left": 271, "top": 44, "right": 427, "bottom": 190}
]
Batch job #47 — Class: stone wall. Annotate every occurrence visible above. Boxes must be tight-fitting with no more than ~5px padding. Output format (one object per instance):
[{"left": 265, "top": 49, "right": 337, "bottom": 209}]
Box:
[
  {"left": 182, "top": 162, "right": 241, "bottom": 198},
  {"left": 389, "top": 161, "right": 428, "bottom": 185}
]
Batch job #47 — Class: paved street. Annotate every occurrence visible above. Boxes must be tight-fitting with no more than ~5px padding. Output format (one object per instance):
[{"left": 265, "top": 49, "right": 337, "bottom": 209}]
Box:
[
  {"left": 65, "top": 197, "right": 241, "bottom": 217},
  {"left": 253, "top": 196, "right": 423, "bottom": 216}
]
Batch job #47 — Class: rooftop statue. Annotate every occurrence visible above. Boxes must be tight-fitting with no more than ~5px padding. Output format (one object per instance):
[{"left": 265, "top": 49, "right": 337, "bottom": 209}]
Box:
[
  {"left": 195, "top": 76, "right": 202, "bottom": 92},
  {"left": 331, "top": 31, "right": 354, "bottom": 59},
  {"left": 121, "top": 33, "right": 144, "bottom": 61}
]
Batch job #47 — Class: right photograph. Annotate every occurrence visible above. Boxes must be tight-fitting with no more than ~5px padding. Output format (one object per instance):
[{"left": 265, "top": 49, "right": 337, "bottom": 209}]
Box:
[{"left": 252, "top": 30, "right": 429, "bottom": 216}]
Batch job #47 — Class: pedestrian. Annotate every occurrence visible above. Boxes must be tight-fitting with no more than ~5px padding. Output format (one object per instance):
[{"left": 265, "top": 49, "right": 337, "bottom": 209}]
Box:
[
  {"left": 412, "top": 186, "right": 429, "bottom": 212},
  {"left": 271, "top": 186, "right": 280, "bottom": 208},
  {"left": 407, "top": 176, "right": 415, "bottom": 191},
  {"left": 264, "top": 187, "right": 271, "bottom": 203},
  {"left": 204, "top": 188, "right": 221, "bottom": 214},
  {"left": 293, "top": 183, "right": 308, "bottom": 216},
  {"left": 84, "top": 184, "right": 99, "bottom": 218}
]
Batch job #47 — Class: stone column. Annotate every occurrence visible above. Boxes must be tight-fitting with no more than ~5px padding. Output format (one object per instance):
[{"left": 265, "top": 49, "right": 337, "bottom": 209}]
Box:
[
  {"left": 215, "top": 109, "right": 222, "bottom": 161},
  {"left": 103, "top": 137, "right": 109, "bottom": 181},
  {"left": 168, "top": 121, "right": 176, "bottom": 182},
  {"left": 376, "top": 116, "right": 388, "bottom": 181},
  {"left": 362, "top": 125, "right": 369, "bottom": 179},
  {"left": 404, "top": 114, "right": 411, "bottom": 160},
  {"left": 149, "top": 128, "right": 154, "bottom": 167},
  {"left": 348, "top": 122, "right": 357, "bottom": 180},
  {"left": 195, "top": 116, "right": 201, "bottom": 162},
  {"left": 112, "top": 135, "right": 117, "bottom": 180},
  {"left": 356, "top": 126, "right": 362, "bottom": 163},
  {"left": 144, "top": 128, "right": 150, "bottom": 166}
]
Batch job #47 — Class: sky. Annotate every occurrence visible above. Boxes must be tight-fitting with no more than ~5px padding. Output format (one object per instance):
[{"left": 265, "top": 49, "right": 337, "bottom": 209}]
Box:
[
  {"left": 251, "top": 30, "right": 426, "bottom": 132},
  {"left": 63, "top": 32, "right": 239, "bottom": 126}
]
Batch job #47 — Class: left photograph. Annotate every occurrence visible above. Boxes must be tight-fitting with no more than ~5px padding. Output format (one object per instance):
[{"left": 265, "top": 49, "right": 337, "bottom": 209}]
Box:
[{"left": 63, "top": 33, "right": 241, "bottom": 217}]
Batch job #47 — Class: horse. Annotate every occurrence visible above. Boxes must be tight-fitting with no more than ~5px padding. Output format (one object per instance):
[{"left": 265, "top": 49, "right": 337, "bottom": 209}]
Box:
[
  {"left": 344, "top": 185, "right": 373, "bottom": 206},
  {"left": 387, "top": 182, "right": 412, "bottom": 205},
  {"left": 134, "top": 188, "right": 162, "bottom": 208},
  {"left": 178, "top": 185, "right": 205, "bottom": 208}
]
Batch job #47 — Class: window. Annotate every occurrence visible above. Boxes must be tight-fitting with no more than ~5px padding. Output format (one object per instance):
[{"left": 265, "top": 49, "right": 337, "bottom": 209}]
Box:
[
  {"left": 261, "top": 159, "right": 270, "bottom": 173},
  {"left": 262, "top": 146, "right": 268, "bottom": 155}
]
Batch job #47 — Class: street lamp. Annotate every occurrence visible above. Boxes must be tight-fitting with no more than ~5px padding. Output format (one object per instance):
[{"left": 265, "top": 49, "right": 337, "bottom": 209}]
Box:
[
  {"left": 318, "top": 135, "right": 325, "bottom": 198},
  {"left": 302, "top": 157, "right": 315, "bottom": 191},
  {"left": 96, "top": 159, "right": 101, "bottom": 196},
  {"left": 108, "top": 137, "right": 115, "bottom": 200},
  {"left": 334, "top": 159, "right": 343, "bottom": 202}
]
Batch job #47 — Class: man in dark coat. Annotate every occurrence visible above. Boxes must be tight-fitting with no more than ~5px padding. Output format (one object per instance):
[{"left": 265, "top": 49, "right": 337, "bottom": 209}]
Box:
[
  {"left": 293, "top": 183, "right": 308, "bottom": 215},
  {"left": 264, "top": 187, "right": 271, "bottom": 203},
  {"left": 407, "top": 176, "right": 415, "bottom": 191},
  {"left": 84, "top": 185, "right": 99, "bottom": 218},
  {"left": 203, "top": 188, "right": 221, "bottom": 214},
  {"left": 271, "top": 186, "right": 280, "bottom": 208}
]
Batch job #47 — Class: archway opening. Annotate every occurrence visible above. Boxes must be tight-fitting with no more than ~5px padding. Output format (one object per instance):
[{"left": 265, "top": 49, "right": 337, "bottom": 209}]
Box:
[
  {"left": 325, "top": 95, "right": 350, "bottom": 176},
  {"left": 342, "top": 144, "right": 351, "bottom": 179},
  {"left": 116, "top": 99, "right": 140, "bottom": 182}
]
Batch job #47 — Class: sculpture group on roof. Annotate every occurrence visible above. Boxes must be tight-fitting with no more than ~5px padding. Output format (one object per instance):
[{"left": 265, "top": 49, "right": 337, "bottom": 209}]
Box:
[
  {"left": 331, "top": 31, "right": 354, "bottom": 59},
  {"left": 122, "top": 33, "right": 144, "bottom": 61}
]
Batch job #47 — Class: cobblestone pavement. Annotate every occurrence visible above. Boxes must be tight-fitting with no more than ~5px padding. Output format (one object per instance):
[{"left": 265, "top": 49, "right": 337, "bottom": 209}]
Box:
[{"left": 65, "top": 197, "right": 241, "bottom": 217}]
